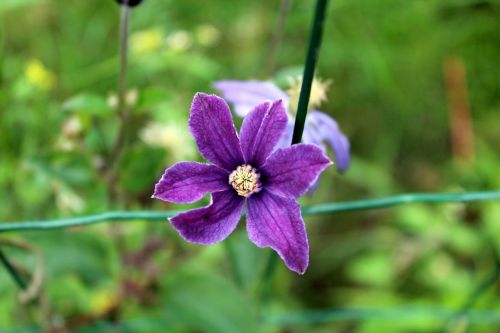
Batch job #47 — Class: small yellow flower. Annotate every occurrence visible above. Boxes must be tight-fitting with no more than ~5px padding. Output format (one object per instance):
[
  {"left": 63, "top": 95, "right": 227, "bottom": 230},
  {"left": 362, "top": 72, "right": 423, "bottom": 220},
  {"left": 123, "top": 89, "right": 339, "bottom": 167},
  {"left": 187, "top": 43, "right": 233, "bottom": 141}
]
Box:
[
  {"left": 166, "top": 30, "right": 193, "bottom": 52},
  {"left": 195, "top": 24, "right": 221, "bottom": 47},
  {"left": 286, "top": 76, "right": 332, "bottom": 116},
  {"left": 25, "top": 59, "right": 56, "bottom": 91},
  {"left": 107, "top": 89, "right": 139, "bottom": 110},
  {"left": 131, "top": 27, "right": 164, "bottom": 55},
  {"left": 90, "top": 290, "right": 117, "bottom": 315}
]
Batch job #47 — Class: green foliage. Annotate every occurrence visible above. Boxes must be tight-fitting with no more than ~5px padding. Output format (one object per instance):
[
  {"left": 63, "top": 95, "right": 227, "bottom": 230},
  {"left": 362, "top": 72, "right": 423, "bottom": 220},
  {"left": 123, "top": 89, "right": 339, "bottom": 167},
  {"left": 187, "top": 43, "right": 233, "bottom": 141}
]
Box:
[{"left": 1, "top": 0, "right": 499, "bottom": 332}]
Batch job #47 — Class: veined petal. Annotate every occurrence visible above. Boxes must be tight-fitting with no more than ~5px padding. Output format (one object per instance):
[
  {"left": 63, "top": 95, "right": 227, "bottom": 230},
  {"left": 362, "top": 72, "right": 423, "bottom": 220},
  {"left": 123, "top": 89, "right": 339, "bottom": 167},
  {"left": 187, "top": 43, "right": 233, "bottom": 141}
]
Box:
[
  {"left": 214, "top": 81, "right": 289, "bottom": 117},
  {"left": 261, "top": 144, "right": 332, "bottom": 199},
  {"left": 309, "top": 111, "right": 351, "bottom": 172},
  {"left": 275, "top": 121, "right": 294, "bottom": 150},
  {"left": 153, "top": 162, "right": 230, "bottom": 204},
  {"left": 240, "top": 100, "right": 288, "bottom": 167},
  {"left": 170, "top": 190, "right": 244, "bottom": 245},
  {"left": 189, "top": 93, "right": 244, "bottom": 171},
  {"left": 246, "top": 190, "right": 309, "bottom": 274}
]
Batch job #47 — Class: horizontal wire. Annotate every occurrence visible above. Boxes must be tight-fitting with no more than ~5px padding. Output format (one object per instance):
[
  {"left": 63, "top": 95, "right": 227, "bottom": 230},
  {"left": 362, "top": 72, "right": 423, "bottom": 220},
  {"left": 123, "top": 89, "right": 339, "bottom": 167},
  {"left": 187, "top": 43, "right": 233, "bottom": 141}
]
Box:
[
  {"left": 5, "top": 306, "right": 500, "bottom": 333},
  {"left": 263, "top": 307, "right": 500, "bottom": 325},
  {"left": 0, "top": 190, "right": 499, "bottom": 233}
]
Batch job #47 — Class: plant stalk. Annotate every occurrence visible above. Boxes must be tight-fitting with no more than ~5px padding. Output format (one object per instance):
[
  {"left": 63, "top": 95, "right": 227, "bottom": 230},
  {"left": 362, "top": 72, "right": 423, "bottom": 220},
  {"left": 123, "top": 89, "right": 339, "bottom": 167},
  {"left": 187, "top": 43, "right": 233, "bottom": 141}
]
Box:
[
  {"left": 291, "top": 0, "right": 329, "bottom": 145},
  {"left": 0, "top": 247, "right": 27, "bottom": 290}
]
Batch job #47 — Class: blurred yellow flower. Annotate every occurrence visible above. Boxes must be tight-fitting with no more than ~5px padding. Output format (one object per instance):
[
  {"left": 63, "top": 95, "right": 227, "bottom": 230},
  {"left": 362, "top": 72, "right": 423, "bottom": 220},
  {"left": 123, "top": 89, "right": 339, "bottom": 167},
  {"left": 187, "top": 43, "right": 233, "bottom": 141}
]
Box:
[
  {"left": 166, "top": 30, "right": 193, "bottom": 52},
  {"left": 24, "top": 59, "right": 56, "bottom": 91},
  {"left": 195, "top": 24, "right": 221, "bottom": 47},
  {"left": 52, "top": 181, "right": 85, "bottom": 214},
  {"left": 90, "top": 290, "right": 117, "bottom": 315},
  {"left": 131, "top": 27, "right": 164, "bottom": 55},
  {"left": 140, "top": 122, "right": 196, "bottom": 161},
  {"left": 107, "top": 89, "right": 139, "bottom": 110}
]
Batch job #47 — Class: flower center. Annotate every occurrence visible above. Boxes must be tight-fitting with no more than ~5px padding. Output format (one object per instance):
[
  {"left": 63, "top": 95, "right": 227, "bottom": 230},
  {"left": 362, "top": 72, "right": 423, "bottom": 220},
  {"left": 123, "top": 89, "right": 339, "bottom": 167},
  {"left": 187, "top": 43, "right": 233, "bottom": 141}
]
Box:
[
  {"left": 286, "top": 76, "right": 332, "bottom": 116},
  {"left": 228, "top": 164, "right": 262, "bottom": 197}
]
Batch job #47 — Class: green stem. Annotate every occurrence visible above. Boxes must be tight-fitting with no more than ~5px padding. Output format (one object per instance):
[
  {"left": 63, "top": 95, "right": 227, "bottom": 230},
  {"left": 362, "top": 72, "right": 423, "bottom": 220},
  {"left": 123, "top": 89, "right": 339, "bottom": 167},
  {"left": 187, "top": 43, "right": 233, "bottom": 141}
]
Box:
[
  {"left": 1, "top": 190, "right": 499, "bottom": 231},
  {"left": 262, "top": 0, "right": 329, "bottom": 303},
  {"left": 291, "top": 0, "right": 329, "bottom": 145},
  {"left": 106, "top": 3, "right": 130, "bottom": 200},
  {"left": 443, "top": 262, "right": 500, "bottom": 332},
  {"left": 0, "top": 247, "right": 27, "bottom": 290}
]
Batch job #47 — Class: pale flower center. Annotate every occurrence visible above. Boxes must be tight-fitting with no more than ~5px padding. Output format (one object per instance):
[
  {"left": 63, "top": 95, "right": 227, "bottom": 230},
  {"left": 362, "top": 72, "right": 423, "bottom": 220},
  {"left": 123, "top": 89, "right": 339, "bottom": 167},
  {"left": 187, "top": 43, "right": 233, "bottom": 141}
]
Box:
[
  {"left": 229, "top": 165, "right": 262, "bottom": 197},
  {"left": 286, "top": 76, "right": 332, "bottom": 116}
]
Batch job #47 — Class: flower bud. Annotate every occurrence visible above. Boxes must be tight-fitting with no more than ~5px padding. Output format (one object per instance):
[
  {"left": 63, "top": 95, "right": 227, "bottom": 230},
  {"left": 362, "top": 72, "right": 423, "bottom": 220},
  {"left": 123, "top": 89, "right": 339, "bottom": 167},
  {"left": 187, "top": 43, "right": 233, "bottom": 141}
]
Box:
[{"left": 115, "top": 0, "right": 144, "bottom": 7}]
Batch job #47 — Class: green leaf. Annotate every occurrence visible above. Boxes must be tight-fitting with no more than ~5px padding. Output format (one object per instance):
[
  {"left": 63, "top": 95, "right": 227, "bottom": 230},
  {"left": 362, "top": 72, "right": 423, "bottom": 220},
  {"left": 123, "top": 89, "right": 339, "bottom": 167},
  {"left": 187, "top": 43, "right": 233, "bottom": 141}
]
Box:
[
  {"left": 0, "top": 0, "right": 36, "bottom": 14},
  {"left": 224, "top": 230, "right": 267, "bottom": 291},
  {"left": 119, "top": 146, "right": 165, "bottom": 194},
  {"left": 161, "top": 268, "right": 260, "bottom": 333},
  {"left": 63, "top": 94, "right": 109, "bottom": 116},
  {"left": 347, "top": 252, "right": 394, "bottom": 287}
]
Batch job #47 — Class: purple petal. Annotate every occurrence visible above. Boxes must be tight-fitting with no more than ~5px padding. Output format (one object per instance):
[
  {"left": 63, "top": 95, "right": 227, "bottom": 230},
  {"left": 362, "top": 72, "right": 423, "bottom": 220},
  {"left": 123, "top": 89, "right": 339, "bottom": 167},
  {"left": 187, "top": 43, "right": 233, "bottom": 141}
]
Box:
[
  {"left": 170, "top": 190, "right": 244, "bottom": 245},
  {"left": 153, "top": 162, "right": 230, "bottom": 204},
  {"left": 213, "top": 81, "right": 289, "bottom": 117},
  {"left": 239, "top": 99, "right": 288, "bottom": 167},
  {"left": 189, "top": 93, "right": 244, "bottom": 171},
  {"left": 246, "top": 190, "right": 309, "bottom": 274},
  {"left": 261, "top": 144, "right": 332, "bottom": 199},
  {"left": 309, "top": 111, "right": 351, "bottom": 172}
]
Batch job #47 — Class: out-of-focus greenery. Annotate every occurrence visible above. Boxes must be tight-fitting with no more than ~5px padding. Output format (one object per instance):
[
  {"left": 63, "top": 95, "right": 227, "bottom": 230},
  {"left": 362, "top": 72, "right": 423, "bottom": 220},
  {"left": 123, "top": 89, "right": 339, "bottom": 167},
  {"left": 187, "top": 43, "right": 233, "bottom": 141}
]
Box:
[{"left": 0, "top": 0, "right": 499, "bottom": 332}]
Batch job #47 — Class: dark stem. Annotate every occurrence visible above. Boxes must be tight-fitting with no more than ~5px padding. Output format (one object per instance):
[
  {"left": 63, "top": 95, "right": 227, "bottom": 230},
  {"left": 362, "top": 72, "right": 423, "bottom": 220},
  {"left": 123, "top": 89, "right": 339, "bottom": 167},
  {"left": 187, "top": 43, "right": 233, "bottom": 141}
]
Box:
[
  {"left": 291, "top": 0, "right": 329, "bottom": 145},
  {"left": 262, "top": 0, "right": 330, "bottom": 299},
  {"left": 0, "top": 247, "right": 27, "bottom": 290},
  {"left": 264, "top": 0, "right": 293, "bottom": 77}
]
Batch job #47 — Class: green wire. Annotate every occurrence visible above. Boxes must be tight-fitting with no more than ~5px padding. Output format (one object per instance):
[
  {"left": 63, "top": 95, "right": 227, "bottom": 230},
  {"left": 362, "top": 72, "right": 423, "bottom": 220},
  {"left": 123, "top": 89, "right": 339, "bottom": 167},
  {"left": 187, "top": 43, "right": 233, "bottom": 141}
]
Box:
[
  {"left": 7, "top": 307, "right": 500, "bottom": 332},
  {"left": 263, "top": 307, "right": 500, "bottom": 326},
  {"left": 0, "top": 191, "right": 499, "bottom": 233}
]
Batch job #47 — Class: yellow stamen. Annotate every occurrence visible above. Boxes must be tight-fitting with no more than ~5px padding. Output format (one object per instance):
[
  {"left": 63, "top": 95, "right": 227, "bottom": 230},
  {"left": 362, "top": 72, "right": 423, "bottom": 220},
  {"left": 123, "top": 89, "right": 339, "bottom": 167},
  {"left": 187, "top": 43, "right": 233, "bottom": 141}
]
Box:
[
  {"left": 228, "top": 165, "right": 261, "bottom": 197},
  {"left": 286, "top": 76, "right": 332, "bottom": 116}
]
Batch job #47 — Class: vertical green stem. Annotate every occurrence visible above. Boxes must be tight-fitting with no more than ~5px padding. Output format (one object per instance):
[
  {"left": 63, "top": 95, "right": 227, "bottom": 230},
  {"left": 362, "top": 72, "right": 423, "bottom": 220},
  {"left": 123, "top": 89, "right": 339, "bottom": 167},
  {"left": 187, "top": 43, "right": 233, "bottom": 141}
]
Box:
[
  {"left": 0, "top": 247, "right": 26, "bottom": 290},
  {"left": 291, "top": 0, "right": 329, "bottom": 145},
  {"left": 118, "top": 3, "right": 130, "bottom": 114},
  {"left": 106, "top": 3, "right": 130, "bottom": 202},
  {"left": 443, "top": 261, "right": 500, "bottom": 332},
  {"left": 262, "top": 0, "right": 330, "bottom": 300},
  {"left": 108, "top": 3, "right": 130, "bottom": 172}
]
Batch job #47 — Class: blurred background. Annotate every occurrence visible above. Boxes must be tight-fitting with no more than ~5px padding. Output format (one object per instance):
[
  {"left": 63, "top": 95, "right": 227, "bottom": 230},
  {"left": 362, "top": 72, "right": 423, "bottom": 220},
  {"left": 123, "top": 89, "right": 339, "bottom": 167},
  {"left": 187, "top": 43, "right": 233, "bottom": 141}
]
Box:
[{"left": 0, "top": 0, "right": 499, "bottom": 332}]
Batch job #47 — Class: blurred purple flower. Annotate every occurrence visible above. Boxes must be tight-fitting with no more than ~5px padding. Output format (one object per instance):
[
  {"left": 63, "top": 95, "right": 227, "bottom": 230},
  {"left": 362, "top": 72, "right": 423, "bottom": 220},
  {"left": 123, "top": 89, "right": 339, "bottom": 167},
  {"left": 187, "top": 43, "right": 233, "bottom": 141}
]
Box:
[
  {"left": 214, "top": 80, "right": 351, "bottom": 173},
  {"left": 153, "top": 93, "right": 331, "bottom": 274}
]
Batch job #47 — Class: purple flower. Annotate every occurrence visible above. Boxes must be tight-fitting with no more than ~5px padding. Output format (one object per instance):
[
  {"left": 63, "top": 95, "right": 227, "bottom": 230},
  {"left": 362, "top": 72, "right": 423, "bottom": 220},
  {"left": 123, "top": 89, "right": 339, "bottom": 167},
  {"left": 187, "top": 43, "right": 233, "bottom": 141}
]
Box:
[
  {"left": 214, "top": 79, "right": 351, "bottom": 173},
  {"left": 152, "top": 93, "right": 332, "bottom": 274}
]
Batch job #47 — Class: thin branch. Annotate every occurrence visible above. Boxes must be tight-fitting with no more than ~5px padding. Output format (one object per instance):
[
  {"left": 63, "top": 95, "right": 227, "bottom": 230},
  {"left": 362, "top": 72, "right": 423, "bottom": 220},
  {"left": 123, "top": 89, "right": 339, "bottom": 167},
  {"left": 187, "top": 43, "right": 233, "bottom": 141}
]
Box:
[
  {"left": 106, "top": 3, "right": 130, "bottom": 201},
  {"left": 443, "top": 262, "right": 500, "bottom": 332}
]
